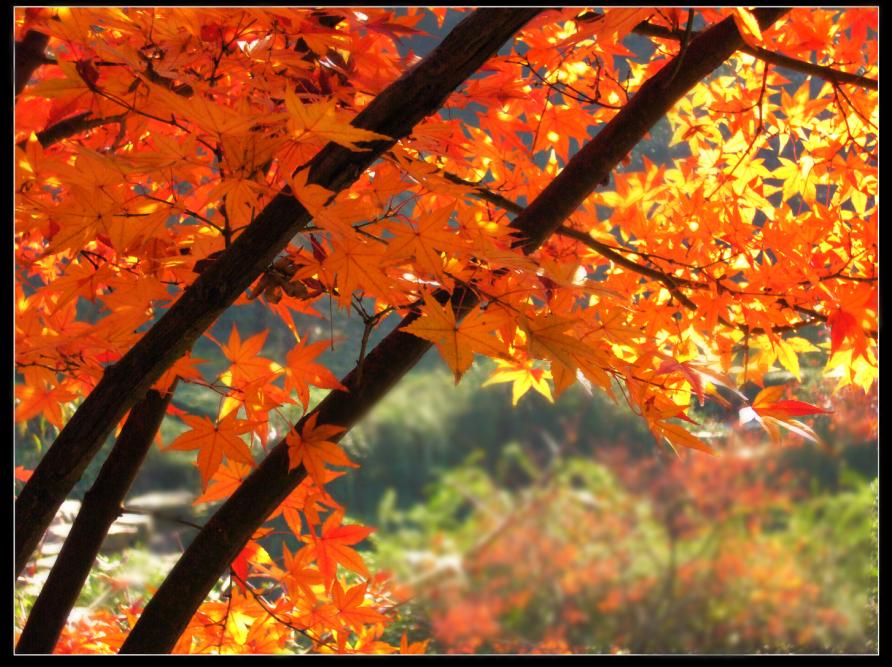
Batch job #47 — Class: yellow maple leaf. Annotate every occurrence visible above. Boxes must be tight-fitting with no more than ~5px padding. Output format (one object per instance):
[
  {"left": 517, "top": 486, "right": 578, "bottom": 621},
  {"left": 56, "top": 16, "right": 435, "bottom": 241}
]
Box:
[
  {"left": 483, "top": 355, "right": 554, "bottom": 406},
  {"left": 733, "top": 7, "right": 763, "bottom": 47}
]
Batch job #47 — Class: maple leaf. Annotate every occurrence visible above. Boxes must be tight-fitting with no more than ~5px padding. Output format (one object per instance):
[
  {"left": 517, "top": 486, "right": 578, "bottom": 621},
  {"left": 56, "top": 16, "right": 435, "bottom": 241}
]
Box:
[
  {"left": 483, "top": 355, "right": 554, "bottom": 406},
  {"left": 285, "top": 89, "right": 390, "bottom": 151},
  {"left": 739, "top": 384, "right": 832, "bottom": 445},
  {"left": 400, "top": 633, "right": 430, "bottom": 654},
  {"left": 216, "top": 325, "right": 281, "bottom": 388},
  {"left": 651, "top": 419, "right": 716, "bottom": 455},
  {"left": 16, "top": 382, "right": 77, "bottom": 429},
  {"left": 193, "top": 459, "right": 251, "bottom": 505},
  {"left": 297, "top": 509, "right": 374, "bottom": 582},
  {"left": 285, "top": 412, "right": 354, "bottom": 487},
  {"left": 751, "top": 385, "right": 832, "bottom": 420},
  {"left": 270, "top": 468, "right": 345, "bottom": 537},
  {"left": 282, "top": 543, "right": 326, "bottom": 603},
  {"left": 147, "top": 81, "right": 258, "bottom": 136},
  {"left": 654, "top": 358, "right": 706, "bottom": 406},
  {"left": 385, "top": 205, "right": 467, "bottom": 283},
  {"left": 322, "top": 234, "right": 400, "bottom": 307},
  {"left": 284, "top": 338, "right": 347, "bottom": 412},
  {"left": 827, "top": 307, "right": 859, "bottom": 356},
  {"left": 402, "top": 297, "right": 478, "bottom": 383},
  {"left": 153, "top": 352, "right": 207, "bottom": 395},
  {"left": 45, "top": 262, "right": 115, "bottom": 316},
  {"left": 218, "top": 375, "right": 291, "bottom": 445},
  {"left": 406, "top": 298, "right": 511, "bottom": 384},
  {"left": 518, "top": 313, "right": 610, "bottom": 394},
  {"left": 166, "top": 412, "right": 256, "bottom": 491},
  {"left": 331, "top": 580, "right": 388, "bottom": 633}
]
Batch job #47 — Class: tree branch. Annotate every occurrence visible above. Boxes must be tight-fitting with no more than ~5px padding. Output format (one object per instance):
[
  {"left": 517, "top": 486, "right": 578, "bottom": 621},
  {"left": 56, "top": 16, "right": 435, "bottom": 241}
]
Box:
[
  {"left": 15, "top": 30, "right": 50, "bottom": 95},
  {"left": 16, "top": 112, "right": 128, "bottom": 150},
  {"left": 119, "top": 8, "right": 789, "bottom": 654}
]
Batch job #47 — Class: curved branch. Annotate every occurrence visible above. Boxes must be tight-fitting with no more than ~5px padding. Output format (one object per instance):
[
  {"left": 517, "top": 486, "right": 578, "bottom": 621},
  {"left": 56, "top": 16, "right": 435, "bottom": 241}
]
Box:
[
  {"left": 439, "top": 167, "right": 705, "bottom": 308},
  {"left": 437, "top": 160, "right": 877, "bottom": 340}
]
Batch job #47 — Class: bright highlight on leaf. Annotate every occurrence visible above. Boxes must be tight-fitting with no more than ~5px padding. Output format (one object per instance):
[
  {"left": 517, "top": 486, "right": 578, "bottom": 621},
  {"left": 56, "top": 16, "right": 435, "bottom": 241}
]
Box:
[
  {"left": 483, "top": 356, "right": 554, "bottom": 406},
  {"left": 285, "top": 89, "right": 390, "bottom": 151},
  {"left": 733, "top": 7, "right": 764, "bottom": 46}
]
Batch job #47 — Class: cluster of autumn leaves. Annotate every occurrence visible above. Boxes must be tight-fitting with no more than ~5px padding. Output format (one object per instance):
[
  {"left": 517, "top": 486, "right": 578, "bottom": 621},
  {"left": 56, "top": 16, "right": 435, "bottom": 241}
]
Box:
[{"left": 15, "top": 6, "right": 876, "bottom": 654}]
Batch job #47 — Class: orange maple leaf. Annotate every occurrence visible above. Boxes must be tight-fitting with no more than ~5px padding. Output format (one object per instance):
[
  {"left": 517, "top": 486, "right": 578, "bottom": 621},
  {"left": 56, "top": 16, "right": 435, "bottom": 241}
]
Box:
[
  {"left": 282, "top": 543, "right": 326, "bottom": 603},
  {"left": 331, "top": 580, "right": 388, "bottom": 633},
  {"left": 284, "top": 338, "right": 347, "bottom": 412},
  {"left": 285, "top": 413, "right": 354, "bottom": 486},
  {"left": 402, "top": 298, "right": 507, "bottom": 383},
  {"left": 216, "top": 325, "right": 280, "bottom": 388},
  {"left": 153, "top": 352, "right": 207, "bottom": 395},
  {"left": 322, "top": 234, "right": 399, "bottom": 307},
  {"left": 651, "top": 419, "right": 716, "bottom": 455},
  {"left": 297, "top": 509, "right": 373, "bottom": 582},
  {"left": 269, "top": 468, "right": 344, "bottom": 537},
  {"left": 400, "top": 633, "right": 430, "bottom": 654},
  {"left": 15, "top": 381, "right": 77, "bottom": 428},
  {"left": 385, "top": 205, "right": 466, "bottom": 283},
  {"left": 166, "top": 412, "right": 256, "bottom": 491},
  {"left": 193, "top": 459, "right": 251, "bottom": 505}
]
